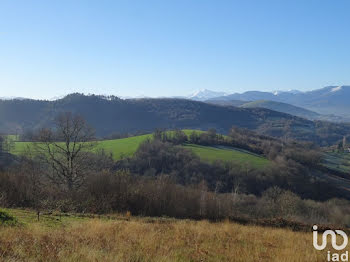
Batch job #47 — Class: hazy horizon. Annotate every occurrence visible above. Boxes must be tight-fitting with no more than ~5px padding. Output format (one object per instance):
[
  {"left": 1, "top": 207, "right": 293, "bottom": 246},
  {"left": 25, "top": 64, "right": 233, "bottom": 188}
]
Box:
[
  {"left": 1, "top": 0, "right": 350, "bottom": 99},
  {"left": 3, "top": 85, "right": 349, "bottom": 101}
]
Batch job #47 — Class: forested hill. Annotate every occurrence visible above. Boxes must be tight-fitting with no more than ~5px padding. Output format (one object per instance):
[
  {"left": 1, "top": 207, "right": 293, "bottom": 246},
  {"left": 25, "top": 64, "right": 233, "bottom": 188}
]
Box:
[{"left": 1, "top": 93, "right": 350, "bottom": 145}]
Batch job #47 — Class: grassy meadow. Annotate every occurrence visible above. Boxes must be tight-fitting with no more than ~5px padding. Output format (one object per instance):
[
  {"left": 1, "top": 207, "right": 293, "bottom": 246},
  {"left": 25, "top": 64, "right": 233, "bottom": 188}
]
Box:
[
  {"left": 10, "top": 130, "right": 270, "bottom": 168},
  {"left": 0, "top": 208, "right": 331, "bottom": 262},
  {"left": 10, "top": 131, "right": 199, "bottom": 159},
  {"left": 94, "top": 134, "right": 152, "bottom": 159},
  {"left": 183, "top": 144, "right": 270, "bottom": 169},
  {"left": 10, "top": 133, "right": 152, "bottom": 160}
]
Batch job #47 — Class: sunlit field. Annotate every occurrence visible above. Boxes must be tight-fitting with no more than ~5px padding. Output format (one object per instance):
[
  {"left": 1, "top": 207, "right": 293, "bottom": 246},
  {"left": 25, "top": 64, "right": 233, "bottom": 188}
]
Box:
[
  {"left": 183, "top": 144, "right": 270, "bottom": 169},
  {"left": 10, "top": 130, "right": 269, "bottom": 169}
]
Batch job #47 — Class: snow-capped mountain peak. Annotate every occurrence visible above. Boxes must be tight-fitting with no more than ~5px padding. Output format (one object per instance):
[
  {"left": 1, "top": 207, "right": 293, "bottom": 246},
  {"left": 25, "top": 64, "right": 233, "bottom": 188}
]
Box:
[
  {"left": 273, "top": 90, "right": 302, "bottom": 96},
  {"left": 331, "top": 86, "right": 343, "bottom": 92},
  {"left": 188, "top": 89, "right": 228, "bottom": 101}
]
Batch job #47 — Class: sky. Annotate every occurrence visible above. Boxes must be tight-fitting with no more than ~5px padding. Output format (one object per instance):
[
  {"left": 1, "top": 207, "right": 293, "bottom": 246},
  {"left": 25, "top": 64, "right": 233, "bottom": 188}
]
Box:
[{"left": 1, "top": 0, "right": 350, "bottom": 99}]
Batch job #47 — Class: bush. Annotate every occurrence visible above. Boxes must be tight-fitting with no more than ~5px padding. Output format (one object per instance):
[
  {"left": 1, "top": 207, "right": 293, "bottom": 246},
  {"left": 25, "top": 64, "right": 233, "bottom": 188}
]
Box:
[{"left": 0, "top": 210, "right": 17, "bottom": 226}]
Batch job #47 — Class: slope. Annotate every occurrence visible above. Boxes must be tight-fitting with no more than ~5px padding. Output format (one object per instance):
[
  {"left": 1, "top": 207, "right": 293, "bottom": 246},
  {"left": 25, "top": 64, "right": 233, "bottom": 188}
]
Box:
[
  {"left": 11, "top": 130, "right": 270, "bottom": 169},
  {"left": 240, "top": 100, "right": 320, "bottom": 120},
  {"left": 2, "top": 93, "right": 350, "bottom": 145}
]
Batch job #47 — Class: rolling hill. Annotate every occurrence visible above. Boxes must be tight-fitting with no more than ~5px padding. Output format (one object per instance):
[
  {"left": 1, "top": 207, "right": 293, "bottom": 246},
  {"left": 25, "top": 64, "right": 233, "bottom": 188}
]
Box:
[
  {"left": 2, "top": 93, "right": 350, "bottom": 145},
  {"left": 206, "top": 99, "right": 249, "bottom": 107},
  {"left": 183, "top": 144, "right": 269, "bottom": 169},
  {"left": 11, "top": 130, "right": 270, "bottom": 169},
  {"left": 239, "top": 100, "right": 320, "bottom": 120}
]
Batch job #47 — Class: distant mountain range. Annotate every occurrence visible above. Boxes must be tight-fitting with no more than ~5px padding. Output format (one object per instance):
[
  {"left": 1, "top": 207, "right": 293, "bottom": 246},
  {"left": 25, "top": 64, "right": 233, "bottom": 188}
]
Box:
[
  {"left": 1, "top": 93, "right": 350, "bottom": 146},
  {"left": 3, "top": 86, "right": 350, "bottom": 120},
  {"left": 207, "top": 99, "right": 345, "bottom": 122},
  {"left": 201, "top": 86, "right": 350, "bottom": 120},
  {"left": 183, "top": 86, "right": 350, "bottom": 122}
]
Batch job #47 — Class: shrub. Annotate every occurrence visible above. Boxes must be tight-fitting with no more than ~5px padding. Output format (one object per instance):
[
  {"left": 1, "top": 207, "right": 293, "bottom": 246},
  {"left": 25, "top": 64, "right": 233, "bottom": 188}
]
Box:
[{"left": 0, "top": 209, "right": 17, "bottom": 226}]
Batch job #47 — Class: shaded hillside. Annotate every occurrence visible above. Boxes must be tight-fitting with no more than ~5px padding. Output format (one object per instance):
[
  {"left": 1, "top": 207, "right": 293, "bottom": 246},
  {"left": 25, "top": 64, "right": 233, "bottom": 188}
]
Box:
[
  {"left": 206, "top": 99, "right": 249, "bottom": 107},
  {"left": 0, "top": 99, "right": 50, "bottom": 133},
  {"left": 240, "top": 100, "right": 320, "bottom": 120},
  {"left": 1, "top": 93, "right": 350, "bottom": 145}
]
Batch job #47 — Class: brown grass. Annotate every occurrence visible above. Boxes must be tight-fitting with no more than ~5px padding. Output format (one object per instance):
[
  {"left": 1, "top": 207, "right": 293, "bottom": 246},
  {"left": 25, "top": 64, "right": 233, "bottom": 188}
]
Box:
[{"left": 0, "top": 215, "right": 339, "bottom": 262}]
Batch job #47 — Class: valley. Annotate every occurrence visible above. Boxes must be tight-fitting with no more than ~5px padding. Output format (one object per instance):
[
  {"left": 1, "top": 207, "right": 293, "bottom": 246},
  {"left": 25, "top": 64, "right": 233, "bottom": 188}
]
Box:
[{"left": 2, "top": 1, "right": 350, "bottom": 261}]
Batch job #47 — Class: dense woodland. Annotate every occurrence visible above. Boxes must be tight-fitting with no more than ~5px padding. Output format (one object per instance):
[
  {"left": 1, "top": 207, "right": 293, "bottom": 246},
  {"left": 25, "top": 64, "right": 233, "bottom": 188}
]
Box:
[
  {"left": 1, "top": 112, "right": 350, "bottom": 226},
  {"left": 1, "top": 94, "right": 350, "bottom": 146}
]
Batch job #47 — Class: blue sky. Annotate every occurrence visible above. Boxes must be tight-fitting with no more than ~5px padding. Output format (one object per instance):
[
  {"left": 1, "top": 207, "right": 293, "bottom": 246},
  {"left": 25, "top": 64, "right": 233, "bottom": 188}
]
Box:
[{"left": 1, "top": 0, "right": 350, "bottom": 99}]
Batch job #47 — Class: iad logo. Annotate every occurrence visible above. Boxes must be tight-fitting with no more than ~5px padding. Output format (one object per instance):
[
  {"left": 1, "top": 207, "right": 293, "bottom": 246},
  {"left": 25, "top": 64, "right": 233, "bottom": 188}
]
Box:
[
  {"left": 313, "top": 225, "right": 349, "bottom": 261},
  {"left": 313, "top": 225, "right": 348, "bottom": 251}
]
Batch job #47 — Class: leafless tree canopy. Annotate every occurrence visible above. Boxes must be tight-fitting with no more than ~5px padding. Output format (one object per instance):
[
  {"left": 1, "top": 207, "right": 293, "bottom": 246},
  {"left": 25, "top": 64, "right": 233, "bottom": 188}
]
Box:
[
  {"left": 0, "top": 135, "right": 15, "bottom": 154},
  {"left": 35, "top": 112, "right": 96, "bottom": 191}
]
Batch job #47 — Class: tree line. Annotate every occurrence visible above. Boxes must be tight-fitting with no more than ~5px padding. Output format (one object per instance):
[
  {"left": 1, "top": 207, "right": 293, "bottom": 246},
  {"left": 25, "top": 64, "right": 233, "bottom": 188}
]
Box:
[{"left": 0, "top": 112, "right": 349, "bottom": 226}]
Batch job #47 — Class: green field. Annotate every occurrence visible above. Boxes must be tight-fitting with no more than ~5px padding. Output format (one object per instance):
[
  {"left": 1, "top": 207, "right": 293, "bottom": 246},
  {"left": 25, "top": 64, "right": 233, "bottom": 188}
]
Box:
[
  {"left": 11, "top": 135, "right": 152, "bottom": 160},
  {"left": 10, "top": 130, "right": 269, "bottom": 169},
  {"left": 323, "top": 151, "right": 350, "bottom": 173},
  {"left": 184, "top": 144, "right": 270, "bottom": 169},
  {"left": 94, "top": 134, "right": 152, "bottom": 159},
  {"left": 11, "top": 130, "right": 200, "bottom": 159}
]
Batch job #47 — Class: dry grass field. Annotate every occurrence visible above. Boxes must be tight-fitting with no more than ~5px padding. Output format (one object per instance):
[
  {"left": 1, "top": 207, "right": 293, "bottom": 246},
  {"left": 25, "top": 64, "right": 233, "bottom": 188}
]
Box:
[{"left": 0, "top": 209, "right": 336, "bottom": 262}]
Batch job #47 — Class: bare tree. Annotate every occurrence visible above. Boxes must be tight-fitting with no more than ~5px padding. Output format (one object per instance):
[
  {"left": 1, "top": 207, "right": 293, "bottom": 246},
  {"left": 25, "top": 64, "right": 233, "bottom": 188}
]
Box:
[
  {"left": 20, "top": 147, "right": 46, "bottom": 220},
  {"left": 35, "top": 112, "right": 96, "bottom": 191},
  {"left": 0, "top": 135, "right": 3, "bottom": 154},
  {"left": 0, "top": 135, "right": 15, "bottom": 154},
  {"left": 0, "top": 135, "right": 15, "bottom": 168}
]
